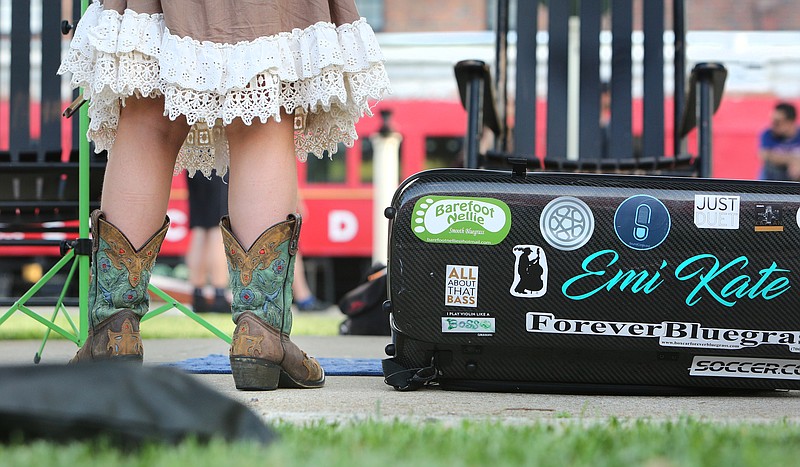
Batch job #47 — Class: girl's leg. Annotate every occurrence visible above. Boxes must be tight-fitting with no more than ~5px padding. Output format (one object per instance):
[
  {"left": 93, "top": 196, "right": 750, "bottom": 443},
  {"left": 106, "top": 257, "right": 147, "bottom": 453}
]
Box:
[
  {"left": 72, "top": 95, "right": 190, "bottom": 362},
  {"left": 206, "top": 226, "right": 231, "bottom": 312},
  {"left": 186, "top": 227, "right": 211, "bottom": 311},
  {"left": 292, "top": 252, "right": 314, "bottom": 304},
  {"left": 223, "top": 115, "right": 324, "bottom": 389},
  {"left": 225, "top": 115, "right": 297, "bottom": 249},
  {"left": 207, "top": 227, "right": 229, "bottom": 289},
  {"left": 100, "top": 95, "right": 190, "bottom": 248},
  {"left": 292, "top": 252, "right": 331, "bottom": 311},
  {"left": 187, "top": 228, "right": 210, "bottom": 286},
  {"left": 186, "top": 226, "right": 229, "bottom": 312}
]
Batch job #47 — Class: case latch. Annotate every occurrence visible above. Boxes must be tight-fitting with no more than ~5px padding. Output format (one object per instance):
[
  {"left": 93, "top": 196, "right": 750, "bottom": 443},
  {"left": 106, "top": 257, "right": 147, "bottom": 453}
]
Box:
[{"left": 508, "top": 157, "right": 528, "bottom": 177}]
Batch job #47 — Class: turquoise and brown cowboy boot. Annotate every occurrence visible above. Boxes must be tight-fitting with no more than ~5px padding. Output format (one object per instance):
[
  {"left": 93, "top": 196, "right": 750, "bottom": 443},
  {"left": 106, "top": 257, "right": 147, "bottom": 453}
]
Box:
[
  {"left": 70, "top": 210, "right": 169, "bottom": 363},
  {"left": 222, "top": 214, "right": 325, "bottom": 390}
]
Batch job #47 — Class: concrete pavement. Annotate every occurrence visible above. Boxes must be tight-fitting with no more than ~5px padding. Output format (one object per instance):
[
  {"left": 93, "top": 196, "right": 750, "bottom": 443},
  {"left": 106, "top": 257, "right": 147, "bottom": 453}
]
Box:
[{"left": 4, "top": 331, "right": 800, "bottom": 425}]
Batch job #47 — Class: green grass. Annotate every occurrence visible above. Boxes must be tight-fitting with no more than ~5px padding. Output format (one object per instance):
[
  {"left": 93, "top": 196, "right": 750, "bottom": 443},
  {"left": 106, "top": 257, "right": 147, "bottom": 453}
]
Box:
[
  {"left": 0, "top": 307, "right": 341, "bottom": 340},
  {"left": 3, "top": 418, "right": 800, "bottom": 466}
]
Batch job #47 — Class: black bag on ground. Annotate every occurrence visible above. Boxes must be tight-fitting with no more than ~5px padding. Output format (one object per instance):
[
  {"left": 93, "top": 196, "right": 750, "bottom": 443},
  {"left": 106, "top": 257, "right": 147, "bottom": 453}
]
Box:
[
  {"left": 339, "top": 264, "right": 390, "bottom": 336},
  {"left": 383, "top": 167, "right": 800, "bottom": 394},
  {"left": 0, "top": 363, "right": 275, "bottom": 446}
]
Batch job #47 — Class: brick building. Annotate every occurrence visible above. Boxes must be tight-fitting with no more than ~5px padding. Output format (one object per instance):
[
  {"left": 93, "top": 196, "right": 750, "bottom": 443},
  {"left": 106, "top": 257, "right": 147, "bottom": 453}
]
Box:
[{"left": 358, "top": 0, "right": 800, "bottom": 33}]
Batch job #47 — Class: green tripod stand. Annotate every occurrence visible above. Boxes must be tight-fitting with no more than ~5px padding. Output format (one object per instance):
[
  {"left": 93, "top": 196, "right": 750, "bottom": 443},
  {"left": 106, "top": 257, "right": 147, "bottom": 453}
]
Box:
[{"left": 0, "top": 0, "right": 230, "bottom": 361}]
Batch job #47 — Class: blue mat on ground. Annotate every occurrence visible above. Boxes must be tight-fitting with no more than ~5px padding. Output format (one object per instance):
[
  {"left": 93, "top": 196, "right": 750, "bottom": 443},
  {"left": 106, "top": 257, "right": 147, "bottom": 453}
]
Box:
[{"left": 168, "top": 354, "right": 383, "bottom": 376}]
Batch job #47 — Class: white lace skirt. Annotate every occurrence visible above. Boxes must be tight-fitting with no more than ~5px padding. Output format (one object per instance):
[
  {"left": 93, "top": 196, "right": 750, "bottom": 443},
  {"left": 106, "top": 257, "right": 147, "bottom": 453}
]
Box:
[{"left": 58, "top": 0, "right": 391, "bottom": 177}]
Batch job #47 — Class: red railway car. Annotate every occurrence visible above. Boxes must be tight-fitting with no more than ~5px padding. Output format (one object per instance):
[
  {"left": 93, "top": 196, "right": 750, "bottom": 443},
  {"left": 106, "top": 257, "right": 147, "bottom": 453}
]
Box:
[{"left": 0, "top": 96, "right": 781, "bottom": 301}]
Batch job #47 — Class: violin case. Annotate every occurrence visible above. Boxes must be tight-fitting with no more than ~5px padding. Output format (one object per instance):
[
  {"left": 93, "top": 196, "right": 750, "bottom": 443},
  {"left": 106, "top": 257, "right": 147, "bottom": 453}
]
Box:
[{"left": 382, "top": 165, "right": 800, "bottom": 393}]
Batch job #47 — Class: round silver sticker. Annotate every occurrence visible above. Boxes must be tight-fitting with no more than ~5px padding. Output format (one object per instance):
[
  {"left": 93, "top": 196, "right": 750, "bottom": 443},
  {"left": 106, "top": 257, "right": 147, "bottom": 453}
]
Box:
[{"left": 539, "top": 196, "right": 595, "bottom": 251}]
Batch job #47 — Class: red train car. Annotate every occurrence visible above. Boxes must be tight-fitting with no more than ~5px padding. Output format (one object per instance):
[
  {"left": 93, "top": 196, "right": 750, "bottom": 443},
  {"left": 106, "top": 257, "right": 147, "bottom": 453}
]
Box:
[
  {"left": 161, "top": 99, "right": 468, "bottom": 258},
  {"left": 0, "top": 96, "right": 782, "bottom": 300}
]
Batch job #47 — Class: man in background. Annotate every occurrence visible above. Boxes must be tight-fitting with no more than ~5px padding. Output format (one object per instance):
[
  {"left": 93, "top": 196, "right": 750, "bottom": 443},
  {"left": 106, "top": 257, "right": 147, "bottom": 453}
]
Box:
[
  {"left": 185, "top": 171, "right": 230, "bottom": 313},
  {"left": 759, "top": 102, "right": 800, "bottom": 181}
]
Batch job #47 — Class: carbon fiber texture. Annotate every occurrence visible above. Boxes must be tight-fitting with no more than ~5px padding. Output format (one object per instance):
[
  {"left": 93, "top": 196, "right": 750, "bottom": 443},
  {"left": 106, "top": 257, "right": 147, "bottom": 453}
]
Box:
[{"left": 386, "top": 168, "right": 800, "bottom": 391}]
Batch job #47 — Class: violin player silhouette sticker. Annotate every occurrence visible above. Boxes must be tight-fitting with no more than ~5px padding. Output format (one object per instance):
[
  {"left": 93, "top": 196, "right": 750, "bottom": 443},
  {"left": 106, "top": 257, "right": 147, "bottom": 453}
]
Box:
[{"left": 510, "top": 245, "right": 548, "bottom": 298}]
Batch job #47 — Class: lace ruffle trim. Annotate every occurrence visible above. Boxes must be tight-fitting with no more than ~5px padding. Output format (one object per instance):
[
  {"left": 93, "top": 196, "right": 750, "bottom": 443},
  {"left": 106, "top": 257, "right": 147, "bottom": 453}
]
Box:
[{"left": 57, "top": 1, "right": 392, "bottom": 177}]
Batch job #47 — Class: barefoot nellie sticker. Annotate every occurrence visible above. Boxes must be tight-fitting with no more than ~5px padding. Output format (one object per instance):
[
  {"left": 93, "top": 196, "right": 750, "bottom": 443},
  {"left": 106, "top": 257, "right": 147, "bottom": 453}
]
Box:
[{"left": 412, "top": 196, "right": 512, "bottom": 245}]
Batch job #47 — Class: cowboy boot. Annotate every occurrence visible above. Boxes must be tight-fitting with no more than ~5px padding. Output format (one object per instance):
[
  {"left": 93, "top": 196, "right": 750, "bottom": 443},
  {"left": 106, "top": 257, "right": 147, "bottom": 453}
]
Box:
[
  {"left": 70, "top": 210, "right": 169, "bottom": 363},
  {"left": 222, "top": 214, "right": 325, "bottom": 390}
]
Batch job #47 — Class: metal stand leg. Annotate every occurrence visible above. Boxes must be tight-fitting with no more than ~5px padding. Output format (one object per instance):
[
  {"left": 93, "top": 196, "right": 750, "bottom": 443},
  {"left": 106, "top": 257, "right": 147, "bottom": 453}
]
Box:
[{"left": 143, "top": 285, "right": 232, "bottom": 344}]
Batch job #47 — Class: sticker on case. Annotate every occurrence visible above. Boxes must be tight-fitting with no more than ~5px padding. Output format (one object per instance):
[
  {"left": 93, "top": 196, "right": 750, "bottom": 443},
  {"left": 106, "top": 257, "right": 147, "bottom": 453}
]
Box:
[
  {"left": 614, "top": 195, "right": 671, "bottom": 250},
  {"left": 755, "top": 203, "right": 784, "bottom": 232},
  {"left": 690, "top": 356, "right": 800, "bottom": 380},
  {"left": 694, "top": 194, "right": 739, "bottom": 229},
  {"left": 412, "top": 196, "right": 511, "bottom": 245},
  {"left": 442, "top": 317, "right": 496, "bottom": 333},
  {"left": 445, "top": 265, "right": 478, "bottom": 307},
  {"left": 510, "top": 245, "right": 548, "bottom": 298},
  {"left": 539, "top": 196, "right": 595, "bottom": 251}
]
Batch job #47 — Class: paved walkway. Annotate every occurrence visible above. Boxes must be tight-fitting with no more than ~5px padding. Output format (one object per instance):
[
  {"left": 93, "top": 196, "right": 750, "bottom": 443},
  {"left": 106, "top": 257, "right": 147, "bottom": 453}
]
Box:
[{"left": 4, "top": 332, "right": 800, "bottom": 424}]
